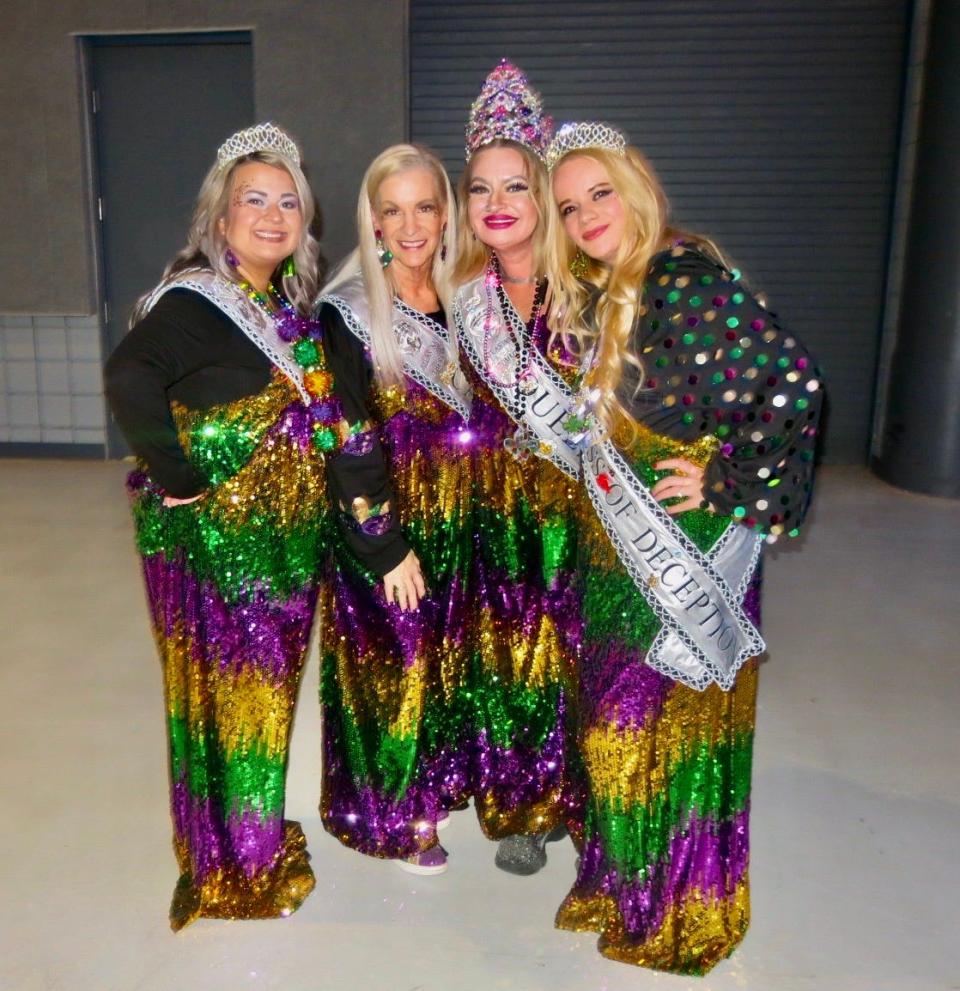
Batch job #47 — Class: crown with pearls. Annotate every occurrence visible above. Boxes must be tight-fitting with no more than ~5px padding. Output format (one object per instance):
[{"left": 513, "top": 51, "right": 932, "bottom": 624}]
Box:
[
  {"left": 544, "top": 121, "right": 627, "bottom": 171},
  {"left": 216, "top": 122, "right": 301, "bottom": 169},
  {"left": 465, "top": 59, "right": 553, "bottom": 161}
]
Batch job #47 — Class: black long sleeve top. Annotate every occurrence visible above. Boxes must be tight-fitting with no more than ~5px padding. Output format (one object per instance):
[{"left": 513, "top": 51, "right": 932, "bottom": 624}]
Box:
[
  {"left": 104, "top": 288, "right": 272, "bottom": 498},
  {"left": 623, "top": 244, "right": 823, "bottom": 537},
  {"left": 318, "top": 301, "right": 411, "bottom": 577},
  {"left": 104, "top": 287, "right": 407, "bottom": 573}
]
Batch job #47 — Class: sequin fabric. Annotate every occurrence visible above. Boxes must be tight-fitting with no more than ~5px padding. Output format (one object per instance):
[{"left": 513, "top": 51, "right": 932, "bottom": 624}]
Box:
[
  {"left": 320, "top": 302, "right": 585, "bottom": 858},
  {"left": 555, "top": 243, "right": 822, "bottom": 972},
  {"left": 129, "top": 371, "right": 330, "bottom": 930},
  {"left": 555, "top": 423, "right": 761, "bottom": 973},
  {"left": 319, "top": 367, "right": 473, "bottom": 858},
  {"left": 457, "top": 308, "right": 585, "bottom": 839},
  {"left": 632, "top": 244, "right": 823, "bottom": 539}
]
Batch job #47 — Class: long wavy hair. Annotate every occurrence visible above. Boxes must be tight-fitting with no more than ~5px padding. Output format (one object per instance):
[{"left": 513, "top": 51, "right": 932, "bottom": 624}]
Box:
[
  {"left": 546, "top": 145, "right": 723, "bottom": 442},
  {"left": 131, "top": 148, "right": 322, "bottom": 325},
  {"left": 323, "top": 144, "right": 457, "bottom": 388},
  {"left": 452, "top": 139, "right": 551, "bottom": 285}
]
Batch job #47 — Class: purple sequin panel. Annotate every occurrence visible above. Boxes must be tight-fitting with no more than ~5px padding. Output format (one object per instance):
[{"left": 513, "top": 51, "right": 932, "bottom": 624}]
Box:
[{"left": 341, "top": 429, "right": 376, "bottom": 457}]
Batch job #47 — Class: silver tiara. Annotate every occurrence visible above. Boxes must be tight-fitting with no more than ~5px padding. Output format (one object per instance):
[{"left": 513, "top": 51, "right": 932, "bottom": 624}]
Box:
[
  {"left": 216, "top": 122, "right": 301, "bottom": 169},
  {"left": 544, "top": 121, "right": 627, "bottom": 171}
]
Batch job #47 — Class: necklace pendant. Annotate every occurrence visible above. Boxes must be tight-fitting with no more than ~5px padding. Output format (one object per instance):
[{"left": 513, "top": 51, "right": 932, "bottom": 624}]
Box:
[{"left": 504, "top": 425, "right": 533, "bottom": 463}]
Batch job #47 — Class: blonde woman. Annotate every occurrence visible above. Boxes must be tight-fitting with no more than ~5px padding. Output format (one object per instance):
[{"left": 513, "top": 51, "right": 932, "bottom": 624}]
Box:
[
  {"left": 105, "top": 124, "right": 356, "bottom": 928},
  {"left": 450, "top": 61, "right": 583, "bottom": 875},
  {"left": 543, "top": 123, "right": 822, "bottom": 973},
  {"left": 316, "top": 144, "right": 472, "bottom": 874}
]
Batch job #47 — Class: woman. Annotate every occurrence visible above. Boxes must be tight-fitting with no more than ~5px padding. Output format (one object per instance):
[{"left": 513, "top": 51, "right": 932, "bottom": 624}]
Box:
[
  {"left": 451, "top": 61, "right": 583, "bottom": 874},
  {"left": 544, "top": 123, "right": 822, "bottom": 972},
  {"left": 105, "top": 123, "right": 354, "bottom": 929},
  {"left": 316, "top": 144, "right": 471, "bottom": 874}
]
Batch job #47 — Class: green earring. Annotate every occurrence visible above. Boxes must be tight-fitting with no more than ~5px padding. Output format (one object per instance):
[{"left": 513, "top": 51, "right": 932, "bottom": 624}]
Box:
[
  {"left": 282, "top": 255, "right": 297, "bottom": 278},
  {"left": 375, "top": 229, "right": 393, "bottom": 268}
]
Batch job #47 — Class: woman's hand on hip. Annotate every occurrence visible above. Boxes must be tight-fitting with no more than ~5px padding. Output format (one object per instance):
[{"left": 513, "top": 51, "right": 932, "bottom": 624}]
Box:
[
  {"left": 651, "top": 458, "right": 707, "bottom": 515},
  {"left": 162, "top": 493, "right": 205, "bottom": 507}
]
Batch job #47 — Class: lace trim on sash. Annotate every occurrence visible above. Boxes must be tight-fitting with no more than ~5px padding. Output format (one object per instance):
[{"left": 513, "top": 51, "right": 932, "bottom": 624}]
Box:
[
  {"left": 454, "top": 274, "right": 580, "bottom": 479},
  {"left": 585, "top": 440, "right": 765, "bottom": 690},
  {"left": 144, "top": 269, "right": 310, "bottom": 404},
  {"left": 319, "top": 276, "right": 471, "bottom": 420}
]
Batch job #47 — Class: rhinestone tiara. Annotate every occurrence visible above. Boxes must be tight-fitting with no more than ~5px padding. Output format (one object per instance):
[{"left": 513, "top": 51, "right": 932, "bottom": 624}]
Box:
[
  {"left": 465, "top": 59, "right": 553, "bottom": 161},
  {"left": 216, "top": 122, "right": 301, "bottom": 169},
  {"left": 544, "top": 121, "right": 627, "bottom": 171}
]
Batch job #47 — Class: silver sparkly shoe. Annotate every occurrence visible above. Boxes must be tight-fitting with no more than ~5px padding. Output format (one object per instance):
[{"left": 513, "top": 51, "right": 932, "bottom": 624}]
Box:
[{"left": 494, "top": 832, "right": 550, "bottom": 876}]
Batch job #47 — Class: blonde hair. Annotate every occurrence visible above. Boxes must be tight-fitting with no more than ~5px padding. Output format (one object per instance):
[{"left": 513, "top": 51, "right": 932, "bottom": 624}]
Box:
[
  {"left": 452, "top": 139, "right": 551, "bottom": 285},
  {"left": 131, "top": 149, "right": 322, "bottom": 325},
  {"left": 546, "top": 146, "right": 722, "bottom": 443},
  {"left": 323, "top": 144, "right": 457, "bottom": 387}
]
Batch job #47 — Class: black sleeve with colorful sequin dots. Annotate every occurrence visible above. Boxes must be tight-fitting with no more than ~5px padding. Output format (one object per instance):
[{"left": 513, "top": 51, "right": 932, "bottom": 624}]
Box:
[{"left": 631, "top": 244, "right": 823, "bottom": 539}]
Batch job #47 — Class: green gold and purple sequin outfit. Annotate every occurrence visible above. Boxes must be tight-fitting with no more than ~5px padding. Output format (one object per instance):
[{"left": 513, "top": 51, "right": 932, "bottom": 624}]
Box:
[
  {"left": 557, "top": 246, "right": 821, "bottom": 973},
  {"left": 129, "top": 372, "right": 331, "bottom": 930},
  {"left": 319, "top": 372, "right": 475, "bottom": 858},
  {"left": 320, "top": 310, "right": 583, "bottom": 856},
  {"left": 457, "top": 321, "right": 584, "bottom": 840}
]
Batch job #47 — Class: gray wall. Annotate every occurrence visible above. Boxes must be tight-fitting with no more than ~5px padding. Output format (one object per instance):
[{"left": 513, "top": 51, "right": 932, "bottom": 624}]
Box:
[
  {"left": 0, "top": 0, "right": 408, "bottom": 315},
  {"left": 0, "top": 1, "right": 407, "bottom": 450},
  {"left": 410, "top": 0, "right": 911, "bottom": 465}
]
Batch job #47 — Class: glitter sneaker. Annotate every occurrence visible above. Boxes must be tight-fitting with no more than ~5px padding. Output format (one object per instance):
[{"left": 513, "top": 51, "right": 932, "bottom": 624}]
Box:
[
  {"left": 494, "top": 832, "right": 549, "bottom": 876},
  {"left": 397, "top": 845, "right": 448, "bottom": 876}
]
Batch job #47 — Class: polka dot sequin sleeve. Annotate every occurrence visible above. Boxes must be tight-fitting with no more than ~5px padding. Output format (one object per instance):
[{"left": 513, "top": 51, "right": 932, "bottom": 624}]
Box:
[{"left": 632, "top": 244, "right": 823, "bottom": 539}]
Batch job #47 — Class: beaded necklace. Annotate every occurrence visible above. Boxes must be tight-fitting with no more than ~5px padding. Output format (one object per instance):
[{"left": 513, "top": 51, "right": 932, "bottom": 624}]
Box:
[
  {"left": 236, "top": 278, "right": 342, "bottom": 453},
  {"left": 482, "top": 255, "right": 546, "bottom": 389},
  {"left": 482, "top": 256, "right": 547, "bottom": 460}
]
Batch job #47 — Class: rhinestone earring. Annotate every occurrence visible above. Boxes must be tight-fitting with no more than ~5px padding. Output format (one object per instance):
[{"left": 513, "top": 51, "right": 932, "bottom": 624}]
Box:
[{"left": 570, "top": 249, "right": 589, "bottom": 279}]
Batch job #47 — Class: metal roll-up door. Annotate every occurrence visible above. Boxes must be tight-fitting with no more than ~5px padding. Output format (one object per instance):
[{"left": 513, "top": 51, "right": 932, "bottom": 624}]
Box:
[{"left": 410, "top": 0, "right": 911, "bottom": 464}]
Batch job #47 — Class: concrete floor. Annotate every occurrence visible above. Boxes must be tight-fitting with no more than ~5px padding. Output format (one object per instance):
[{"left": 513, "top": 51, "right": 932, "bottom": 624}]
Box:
[{"left": 0, "top": 461, "right": 956, "bottom": 991}]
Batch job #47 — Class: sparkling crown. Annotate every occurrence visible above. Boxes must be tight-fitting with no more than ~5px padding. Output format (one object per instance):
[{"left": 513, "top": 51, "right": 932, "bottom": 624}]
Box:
[
  {"left": 217, "top": 122, "right": 301, "bottom": 169},
  {"left": 465, "top": 59, "right": 553, "bottom": 161},
  {"left": 545, "top": 121, "right": 627, "bottom": 171}
]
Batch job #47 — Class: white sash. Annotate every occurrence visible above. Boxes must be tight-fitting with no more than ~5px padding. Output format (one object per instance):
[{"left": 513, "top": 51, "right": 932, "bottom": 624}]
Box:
[
  {"left": 584, "top": 441, "right": 765, "bottom": 690},
  {"left": 143, "top": 269, "right": 311, "bottom": 404},
  {"left": 319, "top": 276, "right": 472, "bottom": 421},
  {"left": 454, "top": 275, "right": 580, "bottom": 480}
]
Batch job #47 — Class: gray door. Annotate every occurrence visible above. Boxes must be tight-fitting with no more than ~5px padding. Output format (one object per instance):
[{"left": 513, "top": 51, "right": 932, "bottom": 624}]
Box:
[{"left": 88, "top": 32, "right": 254, "bottom": 456}]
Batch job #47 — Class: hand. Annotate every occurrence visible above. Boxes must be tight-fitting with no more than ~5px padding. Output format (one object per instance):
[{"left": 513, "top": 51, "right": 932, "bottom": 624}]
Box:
[
  {"left": 162, "top": 493, "right": 205, "bottom": 507},
  {"left": 651, "top": 458, "right": 707, "bottom": 516},
  {"left": 383, "top": 551, "right": 426, "bottom": 612}
]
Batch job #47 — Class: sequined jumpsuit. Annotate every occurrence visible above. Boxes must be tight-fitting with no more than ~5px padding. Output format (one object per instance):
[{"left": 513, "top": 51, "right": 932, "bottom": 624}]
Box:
[
  {"left": 105, "top": 283, "right": 343, "bottom": 930},
  {"left": 453, "top": 281, "right": 584, "bottom": 840},
  {"left": 317, "top": 300, "right": 474, "bottom": 859},
  {"left": 555, "top": 245, "right": 822, "bottom": 973}
]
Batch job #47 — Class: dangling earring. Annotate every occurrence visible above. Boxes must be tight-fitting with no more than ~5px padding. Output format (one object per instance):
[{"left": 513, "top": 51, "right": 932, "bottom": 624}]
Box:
[
  {"left": 375, "top": 228, "right": 393, "bottom": 268},
  {"left": 570, "top": 248, "right": 589, "bottom": 279},
  {"left": 282, "top": 255, "right": 296, "bottom": 278},
  {"left": 225, "top": 247, "right": 239, "bottom": 268},
  {"left": 440, "top": 223, "right": 447, "bottom": 262}
]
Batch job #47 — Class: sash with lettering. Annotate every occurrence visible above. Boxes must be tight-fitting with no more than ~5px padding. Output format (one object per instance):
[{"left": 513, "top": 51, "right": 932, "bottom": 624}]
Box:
[
  {"left": 144, "top": 268, "right": 312, "bottom": 403},
  {"left": 319, "top": 275, "right": 472, "bottom": 420},
  {"left": 454, "top": 273, "right": 579, "bottom": 480},
  {"left": 584, "top": 440, "right": 765, "bottom": 690}
]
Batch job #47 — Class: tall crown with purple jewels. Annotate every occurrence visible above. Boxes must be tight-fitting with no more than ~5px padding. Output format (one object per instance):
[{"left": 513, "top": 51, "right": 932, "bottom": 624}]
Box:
[{"left": 465, "top": 59, "right": 553, "bottom": 161}]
